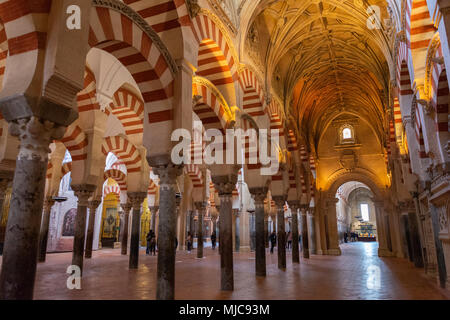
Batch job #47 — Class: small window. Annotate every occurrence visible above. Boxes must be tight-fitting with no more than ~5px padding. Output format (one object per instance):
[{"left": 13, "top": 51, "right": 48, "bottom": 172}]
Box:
[
  {"left": 343, "top": 127, "right": 352, "bottom": 139},
  {"left": 361, "top": 203, "right": 369, "bottom": 221}
]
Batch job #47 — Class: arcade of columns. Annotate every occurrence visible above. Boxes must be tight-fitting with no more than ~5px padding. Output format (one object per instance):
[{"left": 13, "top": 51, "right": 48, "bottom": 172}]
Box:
[{"left": 0, "top": 0, "right": 449, "bottom": 300}]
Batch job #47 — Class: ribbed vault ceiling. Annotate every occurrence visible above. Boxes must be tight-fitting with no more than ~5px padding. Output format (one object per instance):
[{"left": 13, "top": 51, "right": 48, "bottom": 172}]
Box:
[{"left": 246, "top": 0, "right": 395, "bottom": 150}]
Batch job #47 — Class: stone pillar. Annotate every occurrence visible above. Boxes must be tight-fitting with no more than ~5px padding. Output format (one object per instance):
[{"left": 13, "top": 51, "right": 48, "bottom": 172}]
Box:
[
  {"left": 153, "top": 164, "right": 183, "bottom": 300},
  {"left": 212, "top": 174, "right": 237, "bottom": 291},
  {"left": 264, "top": 212, "right": 269, "bottom": 248},
  {"left": 120, "top": 203, "right": 132, "bottom": 255},
  {"left": 85, "top": 200, "right": 101, "bottom": 259},
  {"left": 249, "top": 210, "right": 256, "bottom": 252},
  {"left": 273, "top": 196, "right": 287, "bottom": 269},
  {"left": 233, "top": 209, "right": 240, "bottom": 252},
  {"left": 300, "top": 205, "right": 310, "bottom": 259},
  {"left": 373, "top": 200, "right": 392, "bottom": 257},
  {"left": 411, "top": 193, "right": 426, "bottom": 264},
  {"left": 37, "top": 197, "right": 55, "bottom": 262},
  {"left": 249, "top": 188, "right": 268, "bottom": 277},
  {"left": 324, "top": 197, "right": 341, "bottom": 255},
  {"left": 308, "top": 209, "right": 316, "bottom": 254},
  {"left": 71, "top": 184, "right": 96, "bottom": 275},
  {"left": 194, "top": 201, "right": 207, "bottom": 258},
  {"left": 150, "top": 206, "right": 159, "bottom": 232},
  {"left": 288, "top": 201, "right": 300, "bottom": 263},
  {"left": 128, "top": 192, "right": 146, "bottom": 269},
  {"left": 0, "top": 117, "right": 67, "bottom": 299},
  {"left": 429, "top": 202, "right": 448, "bottom": 288}
]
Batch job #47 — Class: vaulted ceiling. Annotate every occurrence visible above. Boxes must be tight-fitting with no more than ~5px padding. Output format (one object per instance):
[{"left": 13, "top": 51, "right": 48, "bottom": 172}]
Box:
[{"left": 245, "top": 0, "right": 396, "bottom": 152}]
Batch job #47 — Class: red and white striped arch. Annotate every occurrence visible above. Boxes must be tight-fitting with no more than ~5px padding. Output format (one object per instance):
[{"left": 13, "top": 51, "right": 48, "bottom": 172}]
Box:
[
  {"left": 191, "top": 13, "right": 238, "bottom": 106},
  {"left": 102, "top": 136, "right": 142, "bottom": 173},
  {"left": 185, "top": 164, "right": 203, "bottom": 189},
  {"left": 61, "top": 162, "right": 72, "bottom": 177},
  {"left": 123, "top": 0, "right": 189, "bottom": 35},
  {"left": 60, "top": 125, "right": 89, "bottom": 162},
  {"left": 241, "top": 117, "right": 260, "bottom": 168},
  {"left": 106, "top": 86, "right": 144, "bottom": 136},
  {"left": 89, "top": 5, "right": 175, "bottom": 137},
  {"left": 267, "top": 100, "right": 285, "bottom": 140},
  {"left": 148, "top": 177, "right": 157, "bottom": 196},
  {"left": 104, "top": 168, "right": 127, "bottom": 192},
  {"left": 393, "top": 98, "right": 403, "bottom": 145},
  {"left": 435, "top": 69, "right": 449, "bottom": 160},
  {"left": 239, "top": 68, "right": 265, "bottom": 117},
  {"left": 103, "top": 184, "right": 121, "bottom": 199},
  {"left": 406, "top": 0, "right": 436, "bottom": 81},
  {"left": 77, "top": 67, "right": 100, "bottom": 113},
  {"left": 192, "top": 79, "right": 230, "bottom": 130},
  {"left": 0, "top": 19, "right": 7, "bottom": 91},
  {"left": 0, "top": 0, "right": 49, "bottom": 98}
]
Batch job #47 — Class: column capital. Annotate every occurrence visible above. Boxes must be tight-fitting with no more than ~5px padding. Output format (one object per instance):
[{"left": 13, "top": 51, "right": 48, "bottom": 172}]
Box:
[
  {"left": 324, "top": 197, "right": 339, "bottom": 207},
  {"left": 88, "top": 199, "right": 101, "bottom": 211},
  {"left": 272, "top": 195, "right": 287, "bottom": 207},
  {"left": 72, "top": 184, "right": 96, "bottom": 207},
  {"left": 149, "top": 205, "right": 159, "bottom": 214},
  {"left": 249, "top": 187, "right": 268, "bottom": 206},
  {"left": 152, "top": 164, "right": 183, "bottom": 190},
  {"left": 127, "top": 192, "right": 147, "bottom": 210},
  {"left": 287, "top": 200, "right": 300, "bottom": 210},
  {"left": 121, "top": 202, "right": 132, "bottom": 214},
  {"left": 194, "top": 201, "right": 208, "bottom": 210},
  {"left": 211, "top": 174, "right": 238, "bottom": 196},
  {"left": 9, "top": 116, "right": 66, "bottom": 162}
]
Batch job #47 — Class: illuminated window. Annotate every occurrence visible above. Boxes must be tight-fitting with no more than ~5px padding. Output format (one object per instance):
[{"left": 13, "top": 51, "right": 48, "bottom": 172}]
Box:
[
  {"left": 360, "top": 203, "right": 369, "bottom": 221},
  {"left": 343, "top": 127, "right": 352, "bottom": 139}
]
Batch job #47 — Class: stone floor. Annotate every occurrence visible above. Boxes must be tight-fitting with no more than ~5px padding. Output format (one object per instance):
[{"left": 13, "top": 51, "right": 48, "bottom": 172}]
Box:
[{"left": 1, "top": 242, "right": 448, "bottom": 300}]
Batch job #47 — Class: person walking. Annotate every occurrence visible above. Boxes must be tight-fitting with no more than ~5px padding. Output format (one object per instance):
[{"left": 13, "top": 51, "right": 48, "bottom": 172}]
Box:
[
  {"left": 211, "top": 231, "right": 217, "bottom": 250},
  {"left": 186, "top": 232, "right": 193, "bottom": 253},
  {"left": 145, "top": 230, "right": 152, "bottom": 255},
  {"left": 287, "top": 231, "right": 292, "bottom": 250},
  {"left": 149, "top": 230, "right": 156, "bottom": 256},
  {"left": 269, "top": 231, "right": 277, "bottom": 254}
]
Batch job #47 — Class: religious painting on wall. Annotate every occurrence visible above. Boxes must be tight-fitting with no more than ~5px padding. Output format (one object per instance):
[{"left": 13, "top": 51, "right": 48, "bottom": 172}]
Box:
[
  {"left": 102, "top": 207, "right": 118, "bottom": 239},
  {"left": 62, "top": 208, "right": 77, "bottom": 236}
]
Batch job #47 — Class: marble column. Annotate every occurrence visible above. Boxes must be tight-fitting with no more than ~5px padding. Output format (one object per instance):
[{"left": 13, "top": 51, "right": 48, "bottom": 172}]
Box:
[
  {"left": 249, "top": 188, "right": 268, "bottom": 277},
  {"left": 264, "top": 212, "right": 269, "bottom": 248},
  {"left": 233, "top": 209, "right": 240, "bottom": 252},
  {"left": 428, "top": 201, "right": 448, "bottom": 289},
  {"left": 249, "top": 211, "right": 256, "bottom": 252},
  {"left": 37, "top": 197, "right": 55, "bottom": 262},
  {"left": 212, "top": 175, "right": 238, "bottom": 291},
  {"left": 194, "top": 201, "right": 207, "bottom": 258},
  {"left": 308, "top": 209, "right": 317, "bottom": 254},
  {"left": 128, "top": 192, "right": 147, "bottom": 269},
  {"left": 288, "top": 201, "right": 300, "bottom": 263},
  {"left": 0, "top": 117, "right": 67, "bottom": 300},
  {"left": 150, "top": 206, "right": 159, "bottom": 232},
  {"left": 273, "top": 196, "right": 287, "bottom": 270},
  {"left": 153, "top": 164, "right": 183, "bottom": 300},
  {"left": 120, "top": 203, "right": 132, "bottom": 255},
  {"left": 300, "top": 205, "right": 310, "bottom": 259},
  {"left": 85, "top": 200, "right": 101, "bottom": 259},
  {"left": 71, "top": 184, "right": 96, "bottom": 275}
]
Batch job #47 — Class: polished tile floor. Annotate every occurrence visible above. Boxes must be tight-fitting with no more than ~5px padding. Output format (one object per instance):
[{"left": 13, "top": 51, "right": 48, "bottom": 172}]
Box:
[{"left": 1, "top": 242, "right": 448, "bottom": 299}]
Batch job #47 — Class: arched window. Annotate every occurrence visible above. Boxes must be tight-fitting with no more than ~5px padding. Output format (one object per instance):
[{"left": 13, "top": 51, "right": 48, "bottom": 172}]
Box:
[
  {"left": 343, "top": 127, "right": 352, "bottom": 139},
  {"left": 339, "top": 125, "right": 355, "bottom": 144}
]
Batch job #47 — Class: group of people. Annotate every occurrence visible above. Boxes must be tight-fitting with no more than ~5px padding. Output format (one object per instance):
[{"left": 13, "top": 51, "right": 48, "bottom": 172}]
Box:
[
  {"left": 269, "top": 231, "right": 302, "bottom": 254},
  {"left": 344, "top": 232, "right": 359, "bottom": 243},
  {"left": 175, "top": 231, "right": 218, "bottom": 254},
  {"left": 145, "top": 230, "right": 178, "bottom": 256}
]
